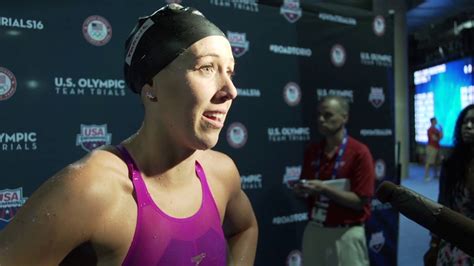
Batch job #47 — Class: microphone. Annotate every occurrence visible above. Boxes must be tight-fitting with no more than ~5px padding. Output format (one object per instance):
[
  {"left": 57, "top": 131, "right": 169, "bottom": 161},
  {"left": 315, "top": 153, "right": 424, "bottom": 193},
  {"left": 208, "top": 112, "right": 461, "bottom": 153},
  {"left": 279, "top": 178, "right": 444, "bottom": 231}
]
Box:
[{"left": 376, "top": 181, "right": 474, "bottom": 256}]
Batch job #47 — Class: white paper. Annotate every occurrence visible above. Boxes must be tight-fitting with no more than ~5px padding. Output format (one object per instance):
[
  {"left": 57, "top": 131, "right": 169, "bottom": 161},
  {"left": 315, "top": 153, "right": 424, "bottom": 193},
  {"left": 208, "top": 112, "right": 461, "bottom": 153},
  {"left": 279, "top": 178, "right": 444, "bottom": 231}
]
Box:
[{"left": 322, "top": 178, "right": 350, "bottom": 191}]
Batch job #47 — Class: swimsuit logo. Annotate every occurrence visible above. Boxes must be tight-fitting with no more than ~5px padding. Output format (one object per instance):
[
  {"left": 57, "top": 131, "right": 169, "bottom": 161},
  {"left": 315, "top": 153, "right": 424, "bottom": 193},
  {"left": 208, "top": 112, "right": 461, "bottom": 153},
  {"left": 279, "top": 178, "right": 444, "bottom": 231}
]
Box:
[
  {"left": 76, "top": 124, "right": 112, "bottom": 152},
  {"left": 0, "top": 187, "right": 27, "bottom": 224},
  {"left": 373, "top": 15, "right": 386, "bottom": 36},
  {"left": 286, "top": 250, "right": 303, "bottom": 266},
  {"left": 191, "top": 252, "right": 206, "bottom": 265},
  {"left": 280, "top": 0, "right": 302, "bottom": 23},
  {"left": 82, "top": 15, "right": 112, "bottom": 46},
  {"left": 283, "top": 82, "right": 301, "bottom": 106},
  {"left": 330, "top": 44, "right": 346, "bottom": 67},
  {"left": 0, "top": 67, "right": 17, "bottom": 101},
  {"left": 227, "top": 122, "right": 248, "bottom": 148},
  {"left": 369, "top": 86, "right": 385, "bottom": 108},
  {"left": 369, "top": 231, "right": 385, "bottom": 253},
  {"left": 375, "top": 159, "right": 386, "bottom": 180},
  {"left": 227, "top": 31, "right": 249, "bottom": 58}
]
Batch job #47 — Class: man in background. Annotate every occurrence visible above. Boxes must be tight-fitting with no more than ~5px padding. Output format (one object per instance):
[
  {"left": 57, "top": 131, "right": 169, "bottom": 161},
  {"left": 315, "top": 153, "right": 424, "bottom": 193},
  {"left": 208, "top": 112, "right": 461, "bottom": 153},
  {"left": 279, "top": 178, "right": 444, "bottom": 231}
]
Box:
[
  {"left": 293, "top": 96, "right": 375, "bottom": 266},
  {"left": 424, "top": 117, "right": 443, "bottom": 181}
]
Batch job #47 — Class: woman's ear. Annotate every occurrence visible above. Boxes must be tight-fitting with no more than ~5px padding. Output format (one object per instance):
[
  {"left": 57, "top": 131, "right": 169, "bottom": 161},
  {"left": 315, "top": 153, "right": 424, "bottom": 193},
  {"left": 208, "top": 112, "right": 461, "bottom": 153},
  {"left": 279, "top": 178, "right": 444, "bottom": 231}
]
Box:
[{"left": 141, "top": 82, "right": 158, "bottom": 102}]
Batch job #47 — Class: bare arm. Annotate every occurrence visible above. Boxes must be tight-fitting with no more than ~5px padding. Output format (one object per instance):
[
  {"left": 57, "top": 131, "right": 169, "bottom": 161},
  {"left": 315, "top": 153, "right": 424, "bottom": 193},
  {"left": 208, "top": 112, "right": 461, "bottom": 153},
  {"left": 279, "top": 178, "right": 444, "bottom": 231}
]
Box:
[
  {"left": 294, "top": 145, "right": 374, "bottom": 211},
  {"left": 222, "top": 159, "right": 258, "bottom": 265},
  {"left": 296, "top": 180, "right": 366, "bottom": 210},
  {"left": 0, "top": 154, "right": 112, "bottom": 265},
  {"left": 224, "top": 190, "right": 258, "bottom": 265}
]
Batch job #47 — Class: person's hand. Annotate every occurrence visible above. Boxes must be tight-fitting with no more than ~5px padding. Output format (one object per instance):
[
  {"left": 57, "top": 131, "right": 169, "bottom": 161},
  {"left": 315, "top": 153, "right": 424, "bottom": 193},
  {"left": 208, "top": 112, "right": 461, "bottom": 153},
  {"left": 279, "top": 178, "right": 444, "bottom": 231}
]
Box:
[
  {"left": 291, "top": 180, "right": 310, "bottom": 198},
  {"left": 293, "top": 180, "right": 326, "bottom": 197}
]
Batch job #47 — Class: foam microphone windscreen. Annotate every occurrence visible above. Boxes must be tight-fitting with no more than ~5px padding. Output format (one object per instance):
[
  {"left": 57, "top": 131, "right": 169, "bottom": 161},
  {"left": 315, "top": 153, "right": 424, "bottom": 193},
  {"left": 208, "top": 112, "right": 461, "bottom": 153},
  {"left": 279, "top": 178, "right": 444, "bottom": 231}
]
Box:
[{"left": 376, "top": 181, "right": 474, "bottom": 256}]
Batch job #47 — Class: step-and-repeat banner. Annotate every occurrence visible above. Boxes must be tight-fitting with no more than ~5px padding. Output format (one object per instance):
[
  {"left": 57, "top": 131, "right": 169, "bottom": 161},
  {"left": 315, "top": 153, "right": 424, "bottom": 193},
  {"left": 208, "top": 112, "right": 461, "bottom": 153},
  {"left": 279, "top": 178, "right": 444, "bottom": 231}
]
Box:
[{"left": 0, "top": 0, "right": 398, "bottom": 265}]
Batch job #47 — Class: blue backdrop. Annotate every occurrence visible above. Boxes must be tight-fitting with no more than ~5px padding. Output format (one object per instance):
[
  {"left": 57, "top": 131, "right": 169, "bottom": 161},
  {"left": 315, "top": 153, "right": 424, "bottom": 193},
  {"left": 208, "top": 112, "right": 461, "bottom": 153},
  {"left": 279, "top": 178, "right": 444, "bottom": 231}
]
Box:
[{"left": 0, "top": 0, "right": 398, "bottom": 265}]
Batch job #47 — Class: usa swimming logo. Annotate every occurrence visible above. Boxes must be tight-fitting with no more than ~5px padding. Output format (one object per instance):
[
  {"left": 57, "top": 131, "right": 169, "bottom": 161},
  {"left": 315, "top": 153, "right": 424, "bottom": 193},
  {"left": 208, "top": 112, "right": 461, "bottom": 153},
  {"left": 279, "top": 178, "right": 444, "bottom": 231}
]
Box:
[
  {"left": 0, "top": 67, "right": 17, "bottom": 101},
  {"left": 227, "top": 122, "right": 248, "bottom": 148},
  {"left": 227, "top": 31, "right": 249, "bottom": 58},
  {"left": 76, "top": 124, "right": 112, "bottom": 152},
  {"left": 280, "top": 0, "right": 302, "bottom": 23},
  {"left": 369, "top": 86, "right": 385, "bottom": 108},
  {"left": 0, "top": 187, "right": 27, "bottom": 224},
  {"left": 82, "top": 15, "right": 112, "bottom": 46},
  {"left": 369, "top": 231, "right": 386, "bottom": 253}
]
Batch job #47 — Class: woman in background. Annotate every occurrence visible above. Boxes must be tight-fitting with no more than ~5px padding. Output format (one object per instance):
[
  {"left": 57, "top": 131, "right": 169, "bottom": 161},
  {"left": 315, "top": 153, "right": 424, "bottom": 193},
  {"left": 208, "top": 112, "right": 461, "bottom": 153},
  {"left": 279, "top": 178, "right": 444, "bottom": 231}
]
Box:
[{"left": 425, "top": 104, "right": 474, "bottom": 266}]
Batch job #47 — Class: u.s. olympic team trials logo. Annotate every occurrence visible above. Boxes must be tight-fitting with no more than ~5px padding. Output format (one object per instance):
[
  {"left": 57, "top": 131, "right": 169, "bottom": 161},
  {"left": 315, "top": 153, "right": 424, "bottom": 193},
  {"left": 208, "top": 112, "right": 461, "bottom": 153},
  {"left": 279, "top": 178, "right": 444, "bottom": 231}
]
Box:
[
  {"left": 286, "top": 250, "right": 303, "bottom": 266},
  {"left": 76, "top": 124, "right": 112, "bottom": 152},
  {"left": 330, "top": 44, "right": 346, "bottom": 67},
  {"left": 369, "top": 87, "right": 385, "bottom": 108},
  {"left": 0, "top": 188, "right": 27, "bottom": 224},
  {"left": 0, "top": 67, "right": 17, "bottom": 101},
  {"left": 82, "top": 15, "right": 112, "bottom": 46},
  {"left": 227, "top": 31, "right": 249, "bottom": 58},
  {"left": 283, "top": 82, "right": 301, "bottom": 106},
  {"left": 280, "top": 0, "right": 302, "bottom": 23},
  {"left": 369, "top": 231, "right": 386, "bottom": 253},
  {"left": 373, "top": 15, "right": 386, "bottom": 36},
  {"left": 226, "top": 122, "right": 248, "bottom": 149}
]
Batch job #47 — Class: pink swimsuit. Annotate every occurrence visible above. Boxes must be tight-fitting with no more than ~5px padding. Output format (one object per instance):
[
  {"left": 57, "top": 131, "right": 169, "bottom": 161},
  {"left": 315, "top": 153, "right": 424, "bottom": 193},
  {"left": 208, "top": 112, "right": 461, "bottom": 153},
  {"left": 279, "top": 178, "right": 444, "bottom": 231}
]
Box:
[{"left": 116, "top": 145, "right": 227, "bottom": 266}]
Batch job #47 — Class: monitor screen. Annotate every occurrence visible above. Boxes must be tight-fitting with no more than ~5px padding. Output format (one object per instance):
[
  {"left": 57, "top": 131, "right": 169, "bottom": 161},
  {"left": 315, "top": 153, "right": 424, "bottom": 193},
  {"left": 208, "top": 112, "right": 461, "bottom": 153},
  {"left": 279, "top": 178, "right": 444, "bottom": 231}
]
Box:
[{"left": 414, "top": 57, "right": 473, "bottom": 147}]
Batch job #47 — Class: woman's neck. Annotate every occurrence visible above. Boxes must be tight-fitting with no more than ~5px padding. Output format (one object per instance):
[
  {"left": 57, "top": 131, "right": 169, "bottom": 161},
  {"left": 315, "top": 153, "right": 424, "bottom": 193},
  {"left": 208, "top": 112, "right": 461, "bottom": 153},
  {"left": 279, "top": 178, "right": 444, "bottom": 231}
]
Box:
[{"left": 122, "top": 123, "right": 197, "bottom": 180}]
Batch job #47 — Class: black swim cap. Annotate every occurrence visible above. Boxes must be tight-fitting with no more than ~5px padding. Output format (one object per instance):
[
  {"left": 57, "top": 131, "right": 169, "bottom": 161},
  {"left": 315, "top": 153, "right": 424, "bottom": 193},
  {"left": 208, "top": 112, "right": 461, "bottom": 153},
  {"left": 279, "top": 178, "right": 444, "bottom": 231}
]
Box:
[{"left": 124, "top": 4, "right": 226, "bottom": 94}]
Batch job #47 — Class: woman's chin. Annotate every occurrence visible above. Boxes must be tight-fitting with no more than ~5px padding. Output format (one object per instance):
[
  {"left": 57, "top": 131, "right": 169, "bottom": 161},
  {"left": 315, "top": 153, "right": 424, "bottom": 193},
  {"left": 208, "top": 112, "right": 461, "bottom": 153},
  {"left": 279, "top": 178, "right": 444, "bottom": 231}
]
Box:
[{"left": 194, "top": 136, "right": 219, "bottom": 150}]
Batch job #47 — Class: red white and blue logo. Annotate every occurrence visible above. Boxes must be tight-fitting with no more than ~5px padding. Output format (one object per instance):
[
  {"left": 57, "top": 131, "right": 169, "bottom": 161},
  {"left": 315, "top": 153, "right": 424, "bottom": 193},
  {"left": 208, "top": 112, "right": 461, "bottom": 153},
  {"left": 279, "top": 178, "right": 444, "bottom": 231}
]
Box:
[
  {"left": 76, "top": 124, "right": 112, "bottom": 152},
  {"left": 0, "top": 67, "right": 17, "bottom": 101},
  {"left": 369, "top": 87, "right": 385, "bottom": 108},
  {"left": 369, "top": 231, "right": 386, "bottom": 253},
  {"left": 286, "top": 249, "right": 303, "bottom": 266},
  {"left": 283, "top": 82, "right": 301, "bottom": 106},
  {"left": 0, "top": 187, "right": 27, "bottom": 224},
  {"left": 227, "top": 31, "right": 249, "bottom": 58},
  {"left": 226, "top": 122, "right": 248, "bottom": 149},
  {"left": 330, "top": 44, "right": 346, "bottom": 67},
  {"left": 82, "top": 15, "right": 112, "bottom": 46},
  {"left": 373, "top": 15, "right": 386, "bottom": 36},
  {"left": 374, "top": 159, "right": 386, "bottom": 180},
  {"left": 280, "top": 0, "right": 302, "bottom": 23}
]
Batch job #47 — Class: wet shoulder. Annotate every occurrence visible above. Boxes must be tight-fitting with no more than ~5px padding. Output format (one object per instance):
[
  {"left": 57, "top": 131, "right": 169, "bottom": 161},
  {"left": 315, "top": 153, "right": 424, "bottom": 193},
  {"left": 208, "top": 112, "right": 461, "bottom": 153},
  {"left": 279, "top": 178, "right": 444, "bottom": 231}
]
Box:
[
  {"left": 196, "top": 150, "right": 240, "bottom": 193},
  {"left": 197, "top": 150, "right": 237, "bottom": 175},
  {"left": 45, "top": 147, "right": 132, "bottom": 210}
]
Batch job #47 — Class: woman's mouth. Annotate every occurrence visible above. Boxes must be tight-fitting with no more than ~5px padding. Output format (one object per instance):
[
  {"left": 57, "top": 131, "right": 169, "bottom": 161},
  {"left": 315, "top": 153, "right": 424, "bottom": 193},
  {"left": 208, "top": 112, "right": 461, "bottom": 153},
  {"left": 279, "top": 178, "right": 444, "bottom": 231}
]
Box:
[{"left": 202, "top": 111, "right": 226, "bottom": 129}]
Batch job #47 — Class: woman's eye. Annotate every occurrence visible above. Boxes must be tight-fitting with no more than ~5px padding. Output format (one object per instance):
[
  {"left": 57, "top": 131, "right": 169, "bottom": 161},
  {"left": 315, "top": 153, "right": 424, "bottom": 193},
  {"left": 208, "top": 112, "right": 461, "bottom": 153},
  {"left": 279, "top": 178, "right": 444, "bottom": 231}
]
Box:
[
  {"left": 201, "top": 65, "right": 214, "bottom": 73},
  {"left": 228, "top": 70, "right": 235, "bottom": 79}
]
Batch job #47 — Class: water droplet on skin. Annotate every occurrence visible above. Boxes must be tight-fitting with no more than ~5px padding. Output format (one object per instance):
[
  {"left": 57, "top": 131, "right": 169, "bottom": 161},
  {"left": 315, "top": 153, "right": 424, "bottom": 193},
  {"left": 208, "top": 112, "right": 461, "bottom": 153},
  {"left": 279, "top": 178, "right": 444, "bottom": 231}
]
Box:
[{"left": 153, "top": 235, "right": 158, "bottom": 239}]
